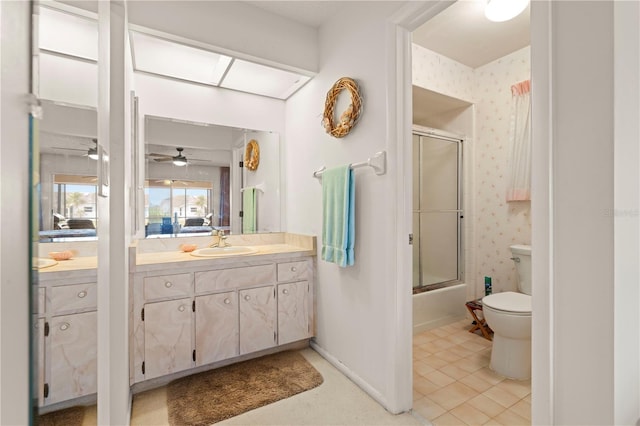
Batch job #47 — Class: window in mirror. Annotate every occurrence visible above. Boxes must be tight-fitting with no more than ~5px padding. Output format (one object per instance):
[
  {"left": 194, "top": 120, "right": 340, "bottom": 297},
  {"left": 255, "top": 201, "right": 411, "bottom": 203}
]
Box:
[
  {"left": 39, "top": 174, "right": 98, "bottom": 241},
  {"left": 144, "top": 179, "right": 227, "bottom": 237}
]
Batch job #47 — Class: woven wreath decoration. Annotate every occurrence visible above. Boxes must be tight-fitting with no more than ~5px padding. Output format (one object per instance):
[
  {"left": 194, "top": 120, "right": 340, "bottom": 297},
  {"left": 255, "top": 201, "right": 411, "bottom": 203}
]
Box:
[
  {"left": 244, "top": 139, "right": 260, "bottom": 171},
  {"left": 322, "top": 77, "right": 362, "bottom": 138}
]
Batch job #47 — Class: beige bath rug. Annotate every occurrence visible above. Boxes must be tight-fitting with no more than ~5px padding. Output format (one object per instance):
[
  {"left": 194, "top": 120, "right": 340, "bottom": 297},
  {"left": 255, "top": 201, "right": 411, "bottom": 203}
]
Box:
[
  {"left": 166, "top": 350, "right": 323, "bottom": 425},
  {"left": 38, "top": 405, "right": 85, "bottom": 426}
]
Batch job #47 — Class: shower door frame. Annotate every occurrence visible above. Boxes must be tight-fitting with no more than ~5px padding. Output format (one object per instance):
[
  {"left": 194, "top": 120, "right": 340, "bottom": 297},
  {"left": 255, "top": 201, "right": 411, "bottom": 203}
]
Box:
[{"left": 412, "top": 127, "right": 464, "bottom": 293}]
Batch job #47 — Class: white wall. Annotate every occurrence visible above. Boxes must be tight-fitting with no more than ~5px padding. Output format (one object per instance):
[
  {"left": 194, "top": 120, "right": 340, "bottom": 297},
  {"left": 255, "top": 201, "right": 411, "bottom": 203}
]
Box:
[
  {"left": 284, "top": 1, "right": 409, "bottom": 412},
  {"left": 614, "top": 2, "right": 640, "bottom": 423},
  {"left": 0, "top": 1, "right": 31, "bottom": 423},
  {"left": 531, "top": 1, "right": 640, "bottom": 424},
  {"left": 134, "top": 73, "right": 285, "bottom": 135}
]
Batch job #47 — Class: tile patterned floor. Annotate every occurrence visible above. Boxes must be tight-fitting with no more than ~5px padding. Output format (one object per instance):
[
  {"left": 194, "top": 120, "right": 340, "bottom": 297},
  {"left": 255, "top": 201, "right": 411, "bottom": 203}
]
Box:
[{"left": 413, "top": 319, "right": 531, "bottom": 425}]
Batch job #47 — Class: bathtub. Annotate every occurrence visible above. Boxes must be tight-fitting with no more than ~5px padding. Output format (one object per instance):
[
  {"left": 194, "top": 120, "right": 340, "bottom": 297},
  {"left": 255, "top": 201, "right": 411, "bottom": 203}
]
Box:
[{"left": 413, "top": 283, "right": 468, "bottom": 334}]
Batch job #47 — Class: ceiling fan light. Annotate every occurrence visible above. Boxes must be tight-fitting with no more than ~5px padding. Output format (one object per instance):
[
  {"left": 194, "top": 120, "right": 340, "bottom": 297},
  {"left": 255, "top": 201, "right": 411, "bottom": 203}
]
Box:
[
  {"left": 173, "top": 157, "right": 187, "bottom": 166},
  {"left": 485, "top": 0, "right": 529, "bottom": 22}
]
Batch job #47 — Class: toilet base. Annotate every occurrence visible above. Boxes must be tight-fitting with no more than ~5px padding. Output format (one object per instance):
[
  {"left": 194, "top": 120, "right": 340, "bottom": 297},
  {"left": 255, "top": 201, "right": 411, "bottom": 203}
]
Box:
[{"left": 489, "top": 334, "right": 531, "bottom": 380}]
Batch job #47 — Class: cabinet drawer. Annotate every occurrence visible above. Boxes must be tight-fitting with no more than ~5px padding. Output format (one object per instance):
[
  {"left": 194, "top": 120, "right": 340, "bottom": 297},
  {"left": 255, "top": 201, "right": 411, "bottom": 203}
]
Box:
[
  {"left": 277, "top": 261, "right": 309, "bottom": 282},
  {"left": 144, "top": 273, "right": 191, "bottom": 300},
  {"left": 49, "top": 282, "right": 97, "bottom": 314},
  {"left": 195, "top": 264, "right": 275, "bottom": 293}
]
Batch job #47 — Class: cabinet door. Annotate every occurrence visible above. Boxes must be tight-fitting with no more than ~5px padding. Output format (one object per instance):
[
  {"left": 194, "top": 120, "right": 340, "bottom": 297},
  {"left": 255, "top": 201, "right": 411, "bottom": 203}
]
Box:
[
  {"left": 195, "top": 292, "right": 238, "bottom": 366},
  {"left": 239, "top": 286, "right": 276, "bottom": 355},
  {"left": 277, "top": 281, "right": 310, "bottom": 345},
  {"left": 144, "top": 298, "right": 193, "bottom": 380},
  {"left": 48, "top": 311, "right": 97, "bottom": 404}
]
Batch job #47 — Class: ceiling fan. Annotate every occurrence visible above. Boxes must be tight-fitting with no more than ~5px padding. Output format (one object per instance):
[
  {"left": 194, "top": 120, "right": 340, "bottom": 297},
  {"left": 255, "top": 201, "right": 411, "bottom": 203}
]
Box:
[
  {"left": 147, "top": 147, "right": 210, "bottom": 166},
  {"left": 147, "top": 147, "right": 189, "bottom": 166},
  {"left": 50, "top": 137, "right": 99, "bottom": 160}
]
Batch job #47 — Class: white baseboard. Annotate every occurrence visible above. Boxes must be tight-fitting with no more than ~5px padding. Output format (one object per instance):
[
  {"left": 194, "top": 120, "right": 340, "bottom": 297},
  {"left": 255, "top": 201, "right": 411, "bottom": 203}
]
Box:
[{"left": 310, "top": 341, "right": 392, "bottom": 412}]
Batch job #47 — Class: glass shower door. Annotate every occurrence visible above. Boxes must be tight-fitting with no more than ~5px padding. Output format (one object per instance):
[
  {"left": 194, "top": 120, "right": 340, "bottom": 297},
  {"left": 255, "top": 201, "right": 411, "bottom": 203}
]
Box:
[{"left": 413, "top": 132, "right": 462, "bottom": 291}]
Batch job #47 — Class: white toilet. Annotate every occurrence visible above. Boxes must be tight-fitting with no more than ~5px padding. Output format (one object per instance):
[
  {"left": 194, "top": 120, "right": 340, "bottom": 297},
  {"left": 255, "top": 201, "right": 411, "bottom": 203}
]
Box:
[{"left": 482, "top": 244, "right": 532, "bottom": 380}]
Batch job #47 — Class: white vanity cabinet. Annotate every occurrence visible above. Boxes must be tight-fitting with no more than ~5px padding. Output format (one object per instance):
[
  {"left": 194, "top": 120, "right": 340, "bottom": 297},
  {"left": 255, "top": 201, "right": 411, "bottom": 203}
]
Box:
[
  {"left": 36, "top": 277, "right": 98, "bottom": 407},
  {"left": 131, "top": 253, "right": 315, "bottom": 386},
  {"left": 143, "top": 298, "right": 193, "bottom": 380},
  {"left": 195, "top": 291, "right": 238, "bottom": 366},
  {"left": 239, "top": 286, "right": 276, "bottom": 354},
  {"left": 277, "top": 260, "right": 312, "bottom": 345},
  {"left": 48, "top": 311, "right": 97, "bottom": 404},
  {"left": 277, "top": 281, "right": 310, "bottom": 345}
]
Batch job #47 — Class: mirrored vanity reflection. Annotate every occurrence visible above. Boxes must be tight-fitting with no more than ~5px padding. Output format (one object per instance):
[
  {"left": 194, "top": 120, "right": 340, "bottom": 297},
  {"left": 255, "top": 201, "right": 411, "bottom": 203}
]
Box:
[{"left": 142, "top": 116, "right": 281, "bottom": 239}]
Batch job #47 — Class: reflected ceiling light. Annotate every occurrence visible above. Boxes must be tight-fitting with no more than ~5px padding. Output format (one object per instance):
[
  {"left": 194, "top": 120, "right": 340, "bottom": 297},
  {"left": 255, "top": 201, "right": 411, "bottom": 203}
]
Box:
[
  {"left": 485, "top": 0, "right": 529, "bottom": 22},
  {"left": 172, "top": 147, "right": 188, "bottom": 166},
  {"left": 88, "top": 138, "right": 98, "bottom": 160}
]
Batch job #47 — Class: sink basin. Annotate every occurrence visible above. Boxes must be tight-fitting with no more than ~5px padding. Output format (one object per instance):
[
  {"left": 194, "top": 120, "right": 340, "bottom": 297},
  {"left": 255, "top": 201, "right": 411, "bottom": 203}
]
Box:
[
  {"left": 35, "top": 258, "right": 58, "bottom": 269},
  {"left": 190, "top": 246, "right": 258, "bottom": 258}
]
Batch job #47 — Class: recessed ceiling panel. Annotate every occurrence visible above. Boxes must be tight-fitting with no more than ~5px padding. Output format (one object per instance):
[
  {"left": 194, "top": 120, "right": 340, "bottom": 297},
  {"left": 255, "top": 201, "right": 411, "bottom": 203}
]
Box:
[
  {"left": 131, "top": 31, "right": 232, "bottom": 85},
  {"left": 220, "top": 59, "right": 311, "bottom": 100},
  {"left": 39, "top": 6, "right": 98, "bottom": 60}
]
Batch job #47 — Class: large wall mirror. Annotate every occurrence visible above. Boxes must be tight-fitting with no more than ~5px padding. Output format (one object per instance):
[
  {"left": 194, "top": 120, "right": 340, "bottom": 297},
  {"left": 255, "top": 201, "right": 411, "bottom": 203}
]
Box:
[
  {"left": 37, "top": 1, "right": 100, "bottom": 244},
  {"left": 39, "top": 101, "right": 99, "bottom": 242},
  {"left": 143, "top": 116, "right": 281, "bottom": 238}
]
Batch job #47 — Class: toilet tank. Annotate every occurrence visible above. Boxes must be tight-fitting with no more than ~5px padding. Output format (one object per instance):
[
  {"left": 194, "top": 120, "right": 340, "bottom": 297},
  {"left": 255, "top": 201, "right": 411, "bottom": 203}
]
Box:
[{"left": 510, "top": 245, "right": 531, "bottom": 295}]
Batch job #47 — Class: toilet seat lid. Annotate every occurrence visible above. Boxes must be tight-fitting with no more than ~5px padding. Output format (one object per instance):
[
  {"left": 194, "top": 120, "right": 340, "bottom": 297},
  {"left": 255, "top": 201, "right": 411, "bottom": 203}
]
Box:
[{"left": 482, "top": 292, "right": 531, "bottom": 313}]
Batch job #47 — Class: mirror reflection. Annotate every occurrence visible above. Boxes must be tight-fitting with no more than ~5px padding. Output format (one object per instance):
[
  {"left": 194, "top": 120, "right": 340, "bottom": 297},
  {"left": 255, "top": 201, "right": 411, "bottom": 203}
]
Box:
[
  {"left": 143, "top": 116, "right": 281, "bottom": 238},
  {"left": 39, "top": 102, "right": 99, "bottom": 242}
]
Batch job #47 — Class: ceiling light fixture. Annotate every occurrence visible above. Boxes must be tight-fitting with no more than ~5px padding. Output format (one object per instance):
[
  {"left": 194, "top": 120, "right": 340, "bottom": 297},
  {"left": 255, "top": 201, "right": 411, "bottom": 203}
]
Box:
[
  {"left": 485, "top": 0, "right": 529, "bottom": 22},
  {"left": 172, "top": 147, "right": 188, "bottom": 166}
]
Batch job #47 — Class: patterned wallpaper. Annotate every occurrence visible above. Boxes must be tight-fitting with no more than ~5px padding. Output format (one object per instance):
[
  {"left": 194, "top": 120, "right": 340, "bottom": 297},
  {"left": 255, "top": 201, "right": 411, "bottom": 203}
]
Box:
[
  {"left": 412, "top": 45, "right": 532, "bottom": 296},
  {"left": 412, "top": 44, "right": 475, "bottom": 103},
  {"left": 474, "top": 46, "right": 531, "bottom": 294}
]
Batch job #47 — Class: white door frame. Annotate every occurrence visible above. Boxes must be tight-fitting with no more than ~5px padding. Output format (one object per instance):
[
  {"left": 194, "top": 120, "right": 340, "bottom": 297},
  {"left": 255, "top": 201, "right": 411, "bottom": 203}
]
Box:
[{"left": 387, "top": 1, "right": 550, "bottom": 422}]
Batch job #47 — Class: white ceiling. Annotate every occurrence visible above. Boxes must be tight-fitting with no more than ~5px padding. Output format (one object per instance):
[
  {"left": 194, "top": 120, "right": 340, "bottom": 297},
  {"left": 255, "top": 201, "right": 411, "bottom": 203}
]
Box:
[
  {"left": 247, "top": 0, "right": 529, "bottom": 69},
  {"left": 412, "top": 0, "right": 530, "bottom": 69},
  {"left": 243, "top": 1, "right": 343, "bottom": 28}
]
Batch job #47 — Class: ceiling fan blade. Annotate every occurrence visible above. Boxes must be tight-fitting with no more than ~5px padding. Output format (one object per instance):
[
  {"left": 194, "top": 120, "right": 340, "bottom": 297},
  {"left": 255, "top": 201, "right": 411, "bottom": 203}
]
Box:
[
  {"left": 51, "top": 146, "right": 87, "bottom": 152},
  {"left": 153, "top": 157, "right": 173, "bottom": 162},
  {"left": 147, "top": 153, "right": 172, "bottom": 158}
]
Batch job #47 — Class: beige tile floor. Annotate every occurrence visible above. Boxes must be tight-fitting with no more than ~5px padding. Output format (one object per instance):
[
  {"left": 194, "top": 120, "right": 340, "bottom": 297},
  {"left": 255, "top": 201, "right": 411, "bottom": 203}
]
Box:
[{"left": 413, "top": 319, "right": 531, "bottom": 425}]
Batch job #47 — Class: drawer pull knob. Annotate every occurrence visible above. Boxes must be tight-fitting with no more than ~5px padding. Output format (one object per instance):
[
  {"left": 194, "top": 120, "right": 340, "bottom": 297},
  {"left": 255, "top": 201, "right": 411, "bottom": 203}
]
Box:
[
  {"left": 290, "top": 266, "right": 297, "bottom": 272},
  {"left": 282, "top": 289, "right": 289, "bottom": 295},
  {"left": 77, "top": 291, "right": 87, "bottom": 298},
  {"left": 224, "top": 298, "right": 231, "bottom": 304},
  {"left": 178, "top": 305, "right": 185, "bottom": 312},
  {"left": 59, "top": 322, "right": 70, "bottom": 331},
  {"left": 244, "top": 295, "right": 251, "bottom": 301},
  {"left": 165, "top": 281, "right": 173, "bottom": 288}
]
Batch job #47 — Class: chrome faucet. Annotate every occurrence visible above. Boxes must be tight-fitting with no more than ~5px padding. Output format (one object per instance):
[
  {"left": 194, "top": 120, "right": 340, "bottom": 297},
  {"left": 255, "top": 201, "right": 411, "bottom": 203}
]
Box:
[{"left": 209, "top": 229, "right": 229, "bottom": 248}]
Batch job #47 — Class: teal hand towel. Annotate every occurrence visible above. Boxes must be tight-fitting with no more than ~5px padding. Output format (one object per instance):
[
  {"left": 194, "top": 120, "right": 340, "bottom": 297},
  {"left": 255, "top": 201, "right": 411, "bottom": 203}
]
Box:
[
  {"left": 321, "top": 166, "right": 355, "bottom": 267},
  {"left": 242, "top": 188, "right": 257, "bottom": 233}
]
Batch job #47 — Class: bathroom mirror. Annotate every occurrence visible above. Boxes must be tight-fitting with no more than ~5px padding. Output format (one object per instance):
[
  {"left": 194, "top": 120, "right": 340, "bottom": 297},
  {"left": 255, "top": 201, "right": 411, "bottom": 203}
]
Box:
[
  {"left": 143, "top": 115, "right": 281, "bottom": 237},
  {"left": 38, "top": 101, "right": 99, "bottom": 242}
]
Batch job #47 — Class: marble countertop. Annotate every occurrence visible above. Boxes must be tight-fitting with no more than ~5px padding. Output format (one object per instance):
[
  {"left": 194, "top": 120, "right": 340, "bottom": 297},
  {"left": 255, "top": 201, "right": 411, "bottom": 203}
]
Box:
[
  {"left": 37, "top": 256, "right": 98, "bottom": 273},
  {"left": 35, "top": 234, "right": 317, "bottom": 276},
  {"left": 134, "top": 243, "right": 315, "bottom": 272}
]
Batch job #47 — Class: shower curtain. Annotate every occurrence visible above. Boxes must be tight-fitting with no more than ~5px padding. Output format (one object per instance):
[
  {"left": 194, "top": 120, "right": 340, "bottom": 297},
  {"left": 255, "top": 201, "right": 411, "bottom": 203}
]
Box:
[{"left": 506, "top": 79, "right": 531, "bottom": 201}]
